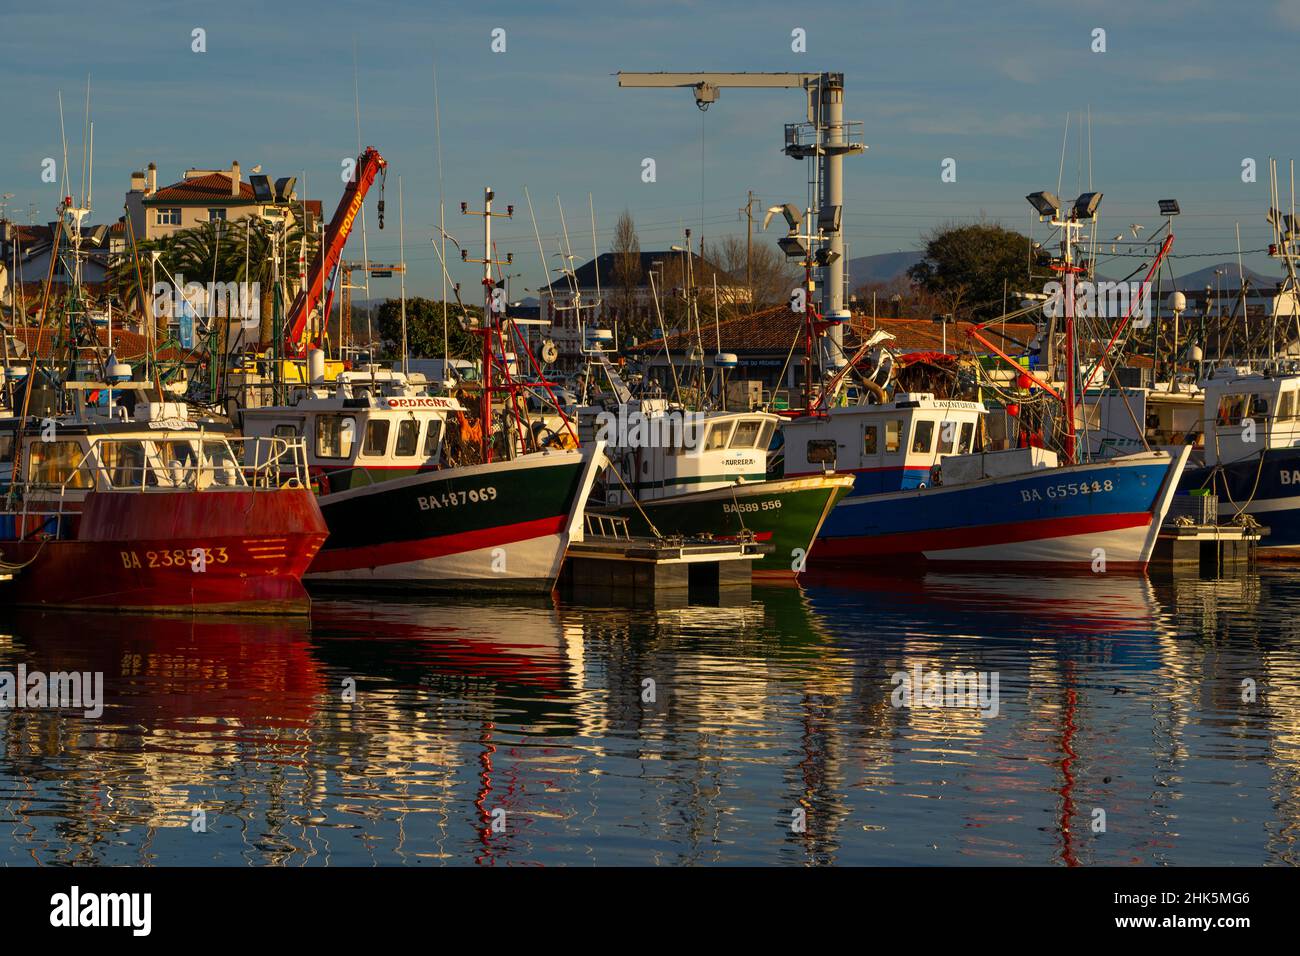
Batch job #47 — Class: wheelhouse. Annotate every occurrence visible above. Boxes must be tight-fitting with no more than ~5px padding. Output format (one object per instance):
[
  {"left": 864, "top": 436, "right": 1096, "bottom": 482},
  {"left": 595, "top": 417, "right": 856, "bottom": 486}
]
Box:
[
  {"left": 577, "top": 401, "right": 779, "bottom": 506},
  {"left": 241, "top": 387, "right": 463, "bottom": 493},
  {"left": 782, "top": 393, "right": 985, "bottom": 495}
]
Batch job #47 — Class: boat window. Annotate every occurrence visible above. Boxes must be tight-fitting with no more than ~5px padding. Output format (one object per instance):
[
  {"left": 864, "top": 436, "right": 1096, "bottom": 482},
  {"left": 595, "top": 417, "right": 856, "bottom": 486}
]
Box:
[
  {"left": 395, "top": 419, "right": 420, "bottom": 457},
  {"left": 152, "top": 439, "right": 200, "bottom": 489},
  {"left": 1250, "top": 394, "right": 1269, "bottom": 419},
  {"left": 316, "top": 415, "right": 355, "bottom": 459},
  {"left": 885, "top": 420, "right": 902, "bottom": 454},
  {"left": 98, "top": 440, "right": 147, "bottom": 488},
  {"left": 202, "top": 440, "right": 245, "bottom": 487},
  {"left": 364, "top": 419, "right": 390, "bottom": 457},
  {"left": 1215, "top": 394, "right": 1250, "bottom": 427},
  {"left": 273, "top": 424, "right": 298, "bottom": 440},
  {"left": 912, "top": 420, "right": 935, "bottom": 454},
  {"left": 959, "top": 421, "right": 975, "bottom": 454},
  {"left": 863, "top": 425, "right": 878, "bottom": 456},
  {"left": 806, "top": 439, "right": 837, "bottom": 465},
  {"left": 937, "top": 421, "right": 955, "bottom": 454},
  {"left": 729, "top": 419, "right": 763, "bottom": 449},
  {"left": 27, "top": 440, "right": 93, "bottom": 488},
  {"left": 0, "top": 433, "right": 12, "bottom": 461},
  {"left": 423, "top": 420, "right": 444, "bottom": 458},
  {"left": 1280, "top": 390, "right": 1297, "bottom": 421},
  {"left": 757, "top": 421, "right": 776, "bottom": 451},
  {"left": 705, "top": 421, "right": 735, "bottom": 451}
]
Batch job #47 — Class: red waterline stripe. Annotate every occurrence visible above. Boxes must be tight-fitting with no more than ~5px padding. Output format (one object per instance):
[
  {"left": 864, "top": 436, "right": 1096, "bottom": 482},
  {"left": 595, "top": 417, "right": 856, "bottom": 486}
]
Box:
[
  {"left": 309, "top": 514, "right": 568, "bottom": 573},
  {"left": 814, "top": 511, "right": 1151, "bottom": 559}
]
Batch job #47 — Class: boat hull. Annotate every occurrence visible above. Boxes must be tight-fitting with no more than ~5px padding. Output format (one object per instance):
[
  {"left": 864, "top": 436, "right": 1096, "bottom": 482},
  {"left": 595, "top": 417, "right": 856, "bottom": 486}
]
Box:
[
  {"left": 1181, "top": 446, "right": 1300, "bottom": 554},
  {"left": 305, "top": 447, "right": 598, "bottom": 592},
  {"left": 594, "top": 474, "right": 856, "bottom": 579},
  {"left": 0, "top": 488, "right": 327, "bottom": 613},
  {"left": 810, "top": 451, "right": 1187, "bottom": 570}
]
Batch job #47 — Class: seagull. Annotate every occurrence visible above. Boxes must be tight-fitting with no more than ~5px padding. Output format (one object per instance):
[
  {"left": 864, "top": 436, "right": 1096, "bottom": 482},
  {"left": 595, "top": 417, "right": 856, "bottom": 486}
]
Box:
[{"left": 1129, "top": 223, "right": 1144, "bottom": 238}]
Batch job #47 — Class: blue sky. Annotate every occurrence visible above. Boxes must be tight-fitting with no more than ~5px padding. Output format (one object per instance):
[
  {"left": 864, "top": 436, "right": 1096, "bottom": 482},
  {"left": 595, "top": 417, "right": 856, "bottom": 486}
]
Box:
[{"left": 3, "top": 0, "right": 1300, "bottom": 296}]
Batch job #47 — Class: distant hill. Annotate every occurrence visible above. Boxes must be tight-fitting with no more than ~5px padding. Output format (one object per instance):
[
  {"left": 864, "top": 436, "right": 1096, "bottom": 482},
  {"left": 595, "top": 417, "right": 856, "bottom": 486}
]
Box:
[
  {"left": 1172, "top": 261, "right": 1275, "bottom": 290},
  {"left": 846, "top": 251, "right": 923, "bottom": 288}
]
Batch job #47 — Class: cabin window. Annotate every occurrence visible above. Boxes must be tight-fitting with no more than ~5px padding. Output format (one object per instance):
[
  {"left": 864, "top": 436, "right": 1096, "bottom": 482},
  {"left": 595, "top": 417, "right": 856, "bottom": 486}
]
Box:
[
  {"left": 1250, "top": 395, "right": 1269, "bottom": 419},
  {"left": 202, "top": 440, "right": 244, "bottom": 486},
  {"left": 316, "top": 415, "right": 355, "bottom": 459},
  {"left": 705, "top": 421, "right": 734, "bottom": 451},
  {"left": 863, "top": 425, "right": 878, "bottom": 456},
  {"left": 911, "top": 421, "right": 934, "bottom": 454},
  {"left": 1216, "top": 394, "right": 1255, "bottom": 427},
  {"left": 98, "top": 440, "right": 147, "bottom": 487},
  {"left": 806, "top": 439, "right": 837, "bottom": 465},
  {"left": 729, "top": 419, "right": 763, "bottom": 449},
  {"left": 423, "top": 421, "right": 444, "bottom": 458},
  {"left": 1280, "top": 391, "right": 1297, "bottom": 421},
  {"left": 757, "top": 421, "right": 776, "bottom": 451},
  {"left": 937, "top": 421, "right": 955, "bottom": 454},
  {"left": 27, "top": 440, "right": 92, "bottom": 488},
  {"left": 959, "top": 422, "right": 975, "bottom": 454},
  {"left": 0, "top": 433, "right": 12, "bottom": 461},
  {"left": 363, "top": 419, "right": 390, "bottom": 457},
  {"left": 153, "top": 439, "right": 200, "bottom": 488},
  {"left": 273, "top": 424, "right": 298, "bottom": 440},
  {"left": 395, "top": 419, "right": 420, "bottom": 457},
  {"left": 885, "top": 420, "right": 902, "bottom": 454}
]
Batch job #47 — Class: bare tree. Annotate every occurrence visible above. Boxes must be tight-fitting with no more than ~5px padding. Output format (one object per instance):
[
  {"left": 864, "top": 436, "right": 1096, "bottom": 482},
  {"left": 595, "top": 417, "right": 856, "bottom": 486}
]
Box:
[{"left": 612, "top": 209, "right": 642, "bottom": 338}]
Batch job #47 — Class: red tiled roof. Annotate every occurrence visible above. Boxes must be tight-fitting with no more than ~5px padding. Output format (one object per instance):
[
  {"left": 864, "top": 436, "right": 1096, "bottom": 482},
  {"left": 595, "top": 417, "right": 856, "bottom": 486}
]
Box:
[
  {"left": 148, "top": 173, "right": 254, "bottom": 203},
  {"left": 6, "top": 326, "right": 192, "bottom": 362},
  {"left": 629, "top": 306, "right": 1039, "bottom": 358}
]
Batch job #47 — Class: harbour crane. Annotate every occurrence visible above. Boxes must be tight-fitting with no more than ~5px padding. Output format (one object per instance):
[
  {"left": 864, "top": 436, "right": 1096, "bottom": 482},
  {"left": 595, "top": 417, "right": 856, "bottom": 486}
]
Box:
[
  {"left": 616, "top": 71, "right": 865, "bottom": 362},
  {"left": 284, "top": 145, "right": 387, "bottom": 356}
]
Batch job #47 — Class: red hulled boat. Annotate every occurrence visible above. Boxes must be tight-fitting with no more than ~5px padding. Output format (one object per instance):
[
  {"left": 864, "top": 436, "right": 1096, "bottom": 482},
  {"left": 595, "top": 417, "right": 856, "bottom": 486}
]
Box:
[{"left": 1, "top": 393, "right": 327, "bottom": 613}]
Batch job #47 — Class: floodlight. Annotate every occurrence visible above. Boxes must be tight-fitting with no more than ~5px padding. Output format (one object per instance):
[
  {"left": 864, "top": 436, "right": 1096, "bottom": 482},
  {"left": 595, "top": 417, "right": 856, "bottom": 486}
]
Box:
[
  {"left": 250, "top": 175, "right": 274, "bottom": 203},
  {"left": 1073, "top": 192, "right": 1103, "bottom": 219},
  {"left": 1026, "top": 191, "right": 1060, "bottom": 217},
  {"left": 1158, "top": 199, "right": 1180, "bottom": 217}
]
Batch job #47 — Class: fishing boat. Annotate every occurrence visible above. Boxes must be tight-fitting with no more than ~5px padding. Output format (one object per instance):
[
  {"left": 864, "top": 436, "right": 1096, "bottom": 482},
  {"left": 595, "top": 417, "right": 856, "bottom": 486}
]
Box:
[
  {"left": 0, "top": 388, "right": 327, "bottom": 612},
  {"left": 783, "top": 392, "right": 1188, "bottom": 567},
  {"left": 576, "top": 356, "right": 854, "bottom": 579},
  {"left": 1081, "top": 168, "right": 1300, "bottom": 554},
  {"left": 240, "top": 366, "right": 603, "bottom": 592},
  {"left": 780, "top": 188, "right": 1189, "bottom": 570},
  {"left": 1088, "top": 363, "right": 1300, "bottom": 552},
  {"left": 212, "top": 171, "right": 604, "bottom": 593}
]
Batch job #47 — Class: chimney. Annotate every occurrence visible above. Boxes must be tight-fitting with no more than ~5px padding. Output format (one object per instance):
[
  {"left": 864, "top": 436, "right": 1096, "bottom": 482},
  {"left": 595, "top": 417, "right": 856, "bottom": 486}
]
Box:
[
  {"left": 146, "top": 162, "right": 157, "bottom": 195},
  {"left": 130, "top": 170, "right": 145, "bottom": 192},
  {"left": 231, "top": 161, "right": 241, "bottom": 197}
]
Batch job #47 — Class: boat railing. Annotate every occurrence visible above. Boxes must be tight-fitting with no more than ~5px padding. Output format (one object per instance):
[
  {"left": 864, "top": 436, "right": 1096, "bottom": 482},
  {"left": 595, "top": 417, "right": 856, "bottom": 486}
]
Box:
[
  {"left": 585, "top": 512, "right": 632, "bottom": 539},
  {"left": 238, "top": 436, "right": 312, "bottom": 490}
]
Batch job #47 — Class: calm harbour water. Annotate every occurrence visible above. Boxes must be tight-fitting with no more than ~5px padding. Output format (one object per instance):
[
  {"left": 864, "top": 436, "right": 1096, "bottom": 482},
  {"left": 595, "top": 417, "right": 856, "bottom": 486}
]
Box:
[{"left": 2, "top": 568, "right": 1298, "bottom": 866}]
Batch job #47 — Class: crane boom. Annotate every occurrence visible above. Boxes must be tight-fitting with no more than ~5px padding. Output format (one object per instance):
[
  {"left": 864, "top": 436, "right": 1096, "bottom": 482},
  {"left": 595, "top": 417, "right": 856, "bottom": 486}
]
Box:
[{"left": 284, "top": 146, "right": 387, "bottom": 355}]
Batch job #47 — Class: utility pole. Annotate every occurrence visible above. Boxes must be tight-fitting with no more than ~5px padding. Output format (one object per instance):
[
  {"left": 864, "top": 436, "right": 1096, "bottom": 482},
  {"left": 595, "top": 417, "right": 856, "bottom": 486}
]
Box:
[{"left": 739, "top": 190, "right": 756, "bottom": 310}]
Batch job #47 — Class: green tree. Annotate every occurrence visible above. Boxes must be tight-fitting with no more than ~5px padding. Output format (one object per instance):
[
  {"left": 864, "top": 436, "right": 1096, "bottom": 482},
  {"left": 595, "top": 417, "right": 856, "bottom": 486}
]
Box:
[
  {"left": 907, "top": 221, "right": 1035, "bottom": 320},
  {"left": 374, "top": 297, "right": 481, "bottom": 360}
]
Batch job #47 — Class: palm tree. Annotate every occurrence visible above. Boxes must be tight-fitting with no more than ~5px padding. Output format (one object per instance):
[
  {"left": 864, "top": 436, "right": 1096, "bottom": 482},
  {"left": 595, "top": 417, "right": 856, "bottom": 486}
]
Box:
[{"left": 107, "top": 215, "right": 319, "bottom": 349}]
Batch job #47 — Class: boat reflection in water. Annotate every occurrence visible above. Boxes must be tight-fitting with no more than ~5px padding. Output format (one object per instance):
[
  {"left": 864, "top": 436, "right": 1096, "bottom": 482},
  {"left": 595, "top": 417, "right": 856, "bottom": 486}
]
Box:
[{"left": 3, "top": 569, "right": 1300, "bottom": 866}]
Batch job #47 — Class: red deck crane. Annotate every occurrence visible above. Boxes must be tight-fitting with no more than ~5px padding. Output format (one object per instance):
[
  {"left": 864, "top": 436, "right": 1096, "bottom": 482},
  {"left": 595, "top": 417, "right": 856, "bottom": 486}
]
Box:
[{"left": 284, "top": 146, "right": 387, "bottom": 356}]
